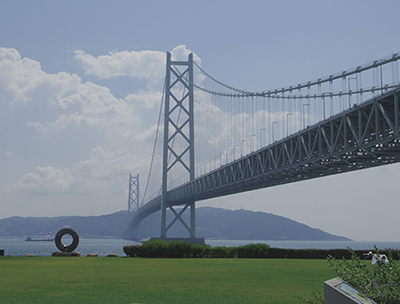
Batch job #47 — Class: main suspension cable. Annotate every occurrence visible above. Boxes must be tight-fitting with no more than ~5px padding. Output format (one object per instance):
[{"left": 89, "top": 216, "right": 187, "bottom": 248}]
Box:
[{"left": 192, "top": 52, "right": 400, "bottom": 99}]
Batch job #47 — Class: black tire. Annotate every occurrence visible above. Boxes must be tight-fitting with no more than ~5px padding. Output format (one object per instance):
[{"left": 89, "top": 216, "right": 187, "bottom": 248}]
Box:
[{"left": 55, "top": 228, "right": 79, "bottom": 252}]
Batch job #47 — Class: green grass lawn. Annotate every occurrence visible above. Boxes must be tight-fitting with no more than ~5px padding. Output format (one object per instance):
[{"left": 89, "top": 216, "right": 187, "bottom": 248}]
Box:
[{"left": 0, "top": 257, "right": 335, "bottom": 303}]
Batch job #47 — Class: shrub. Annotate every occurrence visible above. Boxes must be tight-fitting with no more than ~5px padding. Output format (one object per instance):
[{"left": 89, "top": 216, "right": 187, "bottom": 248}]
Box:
[
  {"left": 141, "top": 239, "right": 169, "bottom": 258},
  {"left": 191, "top": 243, "right": 212, "bottom": 258},
  {"left": 210, "top": 246, "right": 237, "bottom": 258},
  {"left": 237, "top": 243, "right": 269, "bottom": 258},
  {"left": 328, "top": 247, "right": 400, "bottom": 303},
  {"left": 123, "top": 245, "right": 142, "bottom": 257},
  {"left": 165, "top": 241, "right": 193, "bottom": 258},
  {"left": 138, "top": 239, "right": 200, "bottom": 258},
  {"left": 125, "top": 241, "right": 400, "bottom": 260}
]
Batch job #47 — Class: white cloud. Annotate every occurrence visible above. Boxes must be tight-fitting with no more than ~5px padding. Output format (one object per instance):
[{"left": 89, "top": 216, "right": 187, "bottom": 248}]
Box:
[
  {"left": 9, "top": 146, "right": 145, "bottom": 196},
  {"left": 0, "top": 47, "right": 82, "bottom": 107},
  {"left": 0, "top": 47, "right": 159, "bottom": 142},
  {"left": 0, "top": 46, "right": 202, "bottom": 212},
  {"left": 0, "top": 46, "right": 166, "bottom": 206},
  {"left": 74, "top": 45, "right": 202, "bottom": 92},
  {"left": 125, "top": 91, "right": 162, "bottom": 110},
  {"left": 12, "top": 166, "right": 76, "bottom": 194},
  {"left": 3, "top": 151, "right": 14, "bottom": 158},
  {"left": 74, "top": 49, "right": 164, "bottom": 80},
  {"left": 27, "top": 81, "right": 143, "bottom": 138}
]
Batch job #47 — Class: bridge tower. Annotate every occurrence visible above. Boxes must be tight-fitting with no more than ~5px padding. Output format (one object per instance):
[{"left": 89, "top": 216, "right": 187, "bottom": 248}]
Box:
[
  {"left": 124, "top": 174, "right": 140, "bottom": 240},
  {"left": 128, "top": 174, "right": 139, "bottom": 212},
  {"left": 161, "top": 52, "right": 196, "bottom": 240}
]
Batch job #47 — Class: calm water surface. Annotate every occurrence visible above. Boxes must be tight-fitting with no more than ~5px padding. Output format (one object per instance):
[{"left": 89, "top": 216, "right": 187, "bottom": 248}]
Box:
[
  {"left": 207, "top": 240, "right": 400, "bottom": 250},
  {"left": 1, "top": 238, "right": 399, "bottom": 257},
  {"left": 0, "top": 238, "right": 140, "bottom": 257}
]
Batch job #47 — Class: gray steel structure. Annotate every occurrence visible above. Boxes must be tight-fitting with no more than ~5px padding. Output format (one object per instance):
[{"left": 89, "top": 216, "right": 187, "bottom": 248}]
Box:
[
  {"left": 128, "top": 174, "right": 139, "bottom": 212},
  {"left": 125, "top": 52, "right": 400, "bottom": 240},
  {"left": 169, "top": 88, "right": 400, "bottom": 202},
  {"left": 160, "top": 52, "right": 195, "bottom": 239},
  {"left": 126, "top": 87, "right": 400, "bottom": 236}
]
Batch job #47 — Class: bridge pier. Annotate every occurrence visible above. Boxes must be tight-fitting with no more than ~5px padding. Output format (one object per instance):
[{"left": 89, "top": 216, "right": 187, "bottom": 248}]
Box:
[{"left": 161, "top": 201, "right": 196, "bottom": 239}]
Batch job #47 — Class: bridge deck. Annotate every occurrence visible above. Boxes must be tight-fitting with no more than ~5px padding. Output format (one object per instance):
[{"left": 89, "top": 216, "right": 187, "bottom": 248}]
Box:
[{"left": 128, "top": 87, "right": 400, "bottom": 231}]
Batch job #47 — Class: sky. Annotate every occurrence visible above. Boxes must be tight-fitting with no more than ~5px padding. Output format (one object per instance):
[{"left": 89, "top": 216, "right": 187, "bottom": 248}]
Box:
[{"left": 1, "top": 0, "right": 400, "bottom": 241}]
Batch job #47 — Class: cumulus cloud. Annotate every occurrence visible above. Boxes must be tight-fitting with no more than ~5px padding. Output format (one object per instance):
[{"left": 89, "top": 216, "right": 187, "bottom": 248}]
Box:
[
  {"left": 27, "top": 81, "right": 143, "bottom": 138},
  {"left": 0, "top": 47, "right": 158, "bottom": 141},
  {"left": 9, "top": 146, "right": 145, "bottom": 195},
  {"left": 0, "top": 46, "right": 201, "bottom": 203},
  {"left": 74, "top": 45, "right": 202, "bottom": 92},
  {"left": 0, "top": 47, "right": 81, "bottom": 107},
  {"left": 12, "top": 166, "right": 76, "bottom": 194},
  {"left": 74, "top": 49, "right": 164, "bottom": 82},
  {"left": 125, "top": 91, "right": 163, "bottom": 110}
]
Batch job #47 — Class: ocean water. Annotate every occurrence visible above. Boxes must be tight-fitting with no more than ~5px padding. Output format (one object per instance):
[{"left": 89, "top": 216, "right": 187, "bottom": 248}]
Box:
[
  {"left": 0, "top": 238, "right": 140, "bottom": 257},
  {"left": 1, "top": 237, "right": 399, "bottom": 257},
  {"left": 206, "top": 239, "right": 400, "bottom": 251}
]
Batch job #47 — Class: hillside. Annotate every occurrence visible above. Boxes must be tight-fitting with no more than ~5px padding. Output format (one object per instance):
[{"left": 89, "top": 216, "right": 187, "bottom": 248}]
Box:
[
  {"left": 0, "top": 207, "right": 350, "bottom": 241},
  {"left": 137, "top": 207, "right": 350, "bottom": 241}
]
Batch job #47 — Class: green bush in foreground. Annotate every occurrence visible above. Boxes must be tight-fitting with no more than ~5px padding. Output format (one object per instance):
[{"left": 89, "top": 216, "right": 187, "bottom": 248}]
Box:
[
  {"left": 236, "top": 243, "right": 269, "bottom": 258},
  {"left": 124, "top": 239, "right": 270, "bottom": 258},
  {"left": 123, "top": 244, "right": 141, "bottom": 257},
  {"left": 125, "top": 240, "right": 400, "bottom": 260},
  {"left": 328, "top": 247, "right": 400, "bottom": 303}
]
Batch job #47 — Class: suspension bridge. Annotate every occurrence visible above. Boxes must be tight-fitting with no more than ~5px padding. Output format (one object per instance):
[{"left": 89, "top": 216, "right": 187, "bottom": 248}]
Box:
[{"left": 125, "top": 52, "right": 400, "bottom": 241}]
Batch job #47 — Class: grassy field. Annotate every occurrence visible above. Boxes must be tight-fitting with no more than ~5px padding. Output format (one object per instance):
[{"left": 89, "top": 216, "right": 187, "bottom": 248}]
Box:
[{"left": 0, "top": 256, "right": 335, "bottom": 303}]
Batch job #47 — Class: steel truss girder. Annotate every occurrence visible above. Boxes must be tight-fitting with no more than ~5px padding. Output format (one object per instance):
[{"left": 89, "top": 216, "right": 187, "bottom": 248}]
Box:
[
  {"left": 128, "top": 87, "right": 400, "bottom": 233},
  {"left": 168, "top": 87, "right": 400, "bottom": 203}
]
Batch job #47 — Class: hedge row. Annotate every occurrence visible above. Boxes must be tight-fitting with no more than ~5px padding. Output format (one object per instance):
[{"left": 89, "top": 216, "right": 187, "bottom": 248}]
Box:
[
  {"left": 123, "top": 239, "right": 269, "bottom": 258},
  {"left": 124, "top": 239, "right": 400, "bottom": 259}
]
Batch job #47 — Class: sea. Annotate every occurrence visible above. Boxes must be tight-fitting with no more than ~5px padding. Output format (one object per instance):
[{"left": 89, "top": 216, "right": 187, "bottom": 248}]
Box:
[{"left": 1, "top": 237, "right": 400, "bottom": 257}]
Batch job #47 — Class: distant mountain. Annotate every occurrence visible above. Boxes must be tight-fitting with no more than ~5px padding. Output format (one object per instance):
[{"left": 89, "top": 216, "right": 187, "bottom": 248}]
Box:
[
  {"left": 0, "top": 211, "right": 128, "bottom": 239},
  {"left": 0, "top": 207, "right": 350, "bottom": 241},
  {"left": 137, "top": 207, "right": 350, "bottom": 241}
]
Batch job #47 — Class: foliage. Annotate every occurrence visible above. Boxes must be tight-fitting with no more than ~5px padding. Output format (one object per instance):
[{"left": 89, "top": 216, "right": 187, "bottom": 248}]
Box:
[
  {"left": 132, "top": 239, "right": 213, "bottom": 258},
  {"left": 191, "top": 243, "right": 212, "bottom": 258},
  {"left": 126, "top": 240, "right": 400, "bottom": 260},
  {"left": 236, "top": 243, "right": 270, "bottom": 258},
  {"left": 328, "top": 246, "right": 400, "bottom": 303},
  {"left": 125, "top": 240, "right": 271, "bottom": 258},
  {"left": 165, "top": 240, "right": 193, "bottom": 258},
  {"left": 210, "top": 246, "right": 237, "bottom": 258},
  {"left": 140, "top": 238, "right": 169, "bottom": 258},
  {"left": 123, "top": 244, "right": 141, "bottom": 257}
]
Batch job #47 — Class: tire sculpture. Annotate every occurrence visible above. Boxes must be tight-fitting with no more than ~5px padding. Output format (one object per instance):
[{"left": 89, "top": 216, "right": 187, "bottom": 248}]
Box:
[{"left": 55, "top": 228, "right": 79, "bottom": 252}]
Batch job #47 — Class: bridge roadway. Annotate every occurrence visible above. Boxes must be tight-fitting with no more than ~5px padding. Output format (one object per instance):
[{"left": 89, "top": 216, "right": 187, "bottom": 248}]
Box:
[{"left": 128, "top": 87, "right": 400, "bottom": 230}]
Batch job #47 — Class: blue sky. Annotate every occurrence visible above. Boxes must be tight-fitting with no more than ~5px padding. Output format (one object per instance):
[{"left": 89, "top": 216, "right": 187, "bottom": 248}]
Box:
[{"left": 1, "top": 0, "right": 400, "bottom": 241}]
